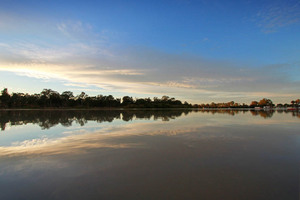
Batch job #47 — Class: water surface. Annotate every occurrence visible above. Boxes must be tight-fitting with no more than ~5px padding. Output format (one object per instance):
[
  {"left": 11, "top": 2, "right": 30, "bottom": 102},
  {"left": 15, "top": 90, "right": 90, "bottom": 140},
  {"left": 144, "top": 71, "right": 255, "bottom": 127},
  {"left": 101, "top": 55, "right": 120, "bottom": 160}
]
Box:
[{"left": 0, "top": 110, "right": 299, "bottom": 200}]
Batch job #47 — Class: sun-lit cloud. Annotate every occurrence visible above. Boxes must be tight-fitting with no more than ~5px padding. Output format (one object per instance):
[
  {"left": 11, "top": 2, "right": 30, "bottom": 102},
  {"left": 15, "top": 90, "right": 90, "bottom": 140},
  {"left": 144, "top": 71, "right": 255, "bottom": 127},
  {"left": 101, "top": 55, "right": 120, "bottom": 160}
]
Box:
[
  {"left": 0, "top": 38, "right": 299, "bottom": 103},
  {"left": 0, "top": 4, "right": 299, "bottom": 103}
]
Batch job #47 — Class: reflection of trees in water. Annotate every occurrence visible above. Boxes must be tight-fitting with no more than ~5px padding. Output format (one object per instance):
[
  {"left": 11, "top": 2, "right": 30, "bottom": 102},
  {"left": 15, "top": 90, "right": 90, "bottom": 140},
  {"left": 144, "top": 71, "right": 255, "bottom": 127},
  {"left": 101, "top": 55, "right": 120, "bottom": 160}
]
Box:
[
  {"left": 250, "top": 110, "right": 300, "bottom": 118},
  {"left": 122, "top": 110, "right": 190, "bottom": 121},
  {"left": 199, "top": 109, "right": 249, "bottom": 116},
  {"left": 200, "top": 109, "right": 296, "bottom": 119},
  {"left": 0, "top": 109, "right": 194, "bottom": 131},
  {"left": 0, "top": 109, "right": 298, "bottom": 131},
  {"left": 250, "top": 110, "right": 274, "bottom": 118},
  {"left": 291, "top": 111, "right": 300, "bottom": 118}
]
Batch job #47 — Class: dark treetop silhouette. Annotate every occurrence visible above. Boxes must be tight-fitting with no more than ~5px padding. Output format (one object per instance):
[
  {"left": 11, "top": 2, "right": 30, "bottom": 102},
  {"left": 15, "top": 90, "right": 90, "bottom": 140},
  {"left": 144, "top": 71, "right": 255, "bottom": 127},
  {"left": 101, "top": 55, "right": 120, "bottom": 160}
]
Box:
[
  {"left": 0, "top": 88, "right": 299, "bottom": 109},
  {"left": 0, "top": 88, "right": 193, "bottom": 109}
]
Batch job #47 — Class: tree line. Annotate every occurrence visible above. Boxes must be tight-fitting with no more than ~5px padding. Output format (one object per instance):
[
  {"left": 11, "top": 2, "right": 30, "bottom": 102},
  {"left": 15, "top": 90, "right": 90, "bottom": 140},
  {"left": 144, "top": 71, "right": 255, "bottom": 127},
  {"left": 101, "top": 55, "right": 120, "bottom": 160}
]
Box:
[
  {"left": 198, "top": 98, "right": 300, "bottom": 108},
  {"left": 0, "top": 88, "right": 193, "bottom": 108},
  {"left": 0, "top": 88, "right": 299, "bottom": 109}
]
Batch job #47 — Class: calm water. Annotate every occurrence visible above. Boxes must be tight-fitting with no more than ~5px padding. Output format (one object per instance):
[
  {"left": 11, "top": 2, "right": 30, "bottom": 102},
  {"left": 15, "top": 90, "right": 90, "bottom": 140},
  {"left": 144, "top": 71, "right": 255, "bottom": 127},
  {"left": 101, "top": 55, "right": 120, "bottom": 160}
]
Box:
[{"left": 0, "top": 110, "right": 299, "bottom": 200}]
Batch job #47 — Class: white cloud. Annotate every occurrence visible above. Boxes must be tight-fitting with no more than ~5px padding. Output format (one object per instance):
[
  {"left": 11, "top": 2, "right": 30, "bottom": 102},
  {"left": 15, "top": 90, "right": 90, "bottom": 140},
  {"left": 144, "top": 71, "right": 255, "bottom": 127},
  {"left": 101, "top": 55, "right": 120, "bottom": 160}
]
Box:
[
  {"left": 0, "top": 15, "right": 299, "bottom": 103},
  {"left": 12, "top": 137, "right": 49, "bottom": 147},
  {"left": 0, "top": 40, "right": 299, "bottom": 103}
]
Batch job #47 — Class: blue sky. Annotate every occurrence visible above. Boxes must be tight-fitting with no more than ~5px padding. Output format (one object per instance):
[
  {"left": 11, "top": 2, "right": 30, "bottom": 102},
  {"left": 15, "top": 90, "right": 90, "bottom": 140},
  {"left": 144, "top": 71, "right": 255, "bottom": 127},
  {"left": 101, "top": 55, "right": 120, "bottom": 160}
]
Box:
[{"left": 0, "top": 0, "right": 300, "bottom": 103}]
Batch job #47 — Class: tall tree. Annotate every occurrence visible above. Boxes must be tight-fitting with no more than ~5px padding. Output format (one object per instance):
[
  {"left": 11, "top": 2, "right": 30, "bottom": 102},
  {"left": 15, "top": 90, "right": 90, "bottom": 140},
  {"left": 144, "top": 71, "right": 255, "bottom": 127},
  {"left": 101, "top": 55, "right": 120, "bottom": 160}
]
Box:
[{"left": 0, "top": 88, "right": 10, "bottom": 107}]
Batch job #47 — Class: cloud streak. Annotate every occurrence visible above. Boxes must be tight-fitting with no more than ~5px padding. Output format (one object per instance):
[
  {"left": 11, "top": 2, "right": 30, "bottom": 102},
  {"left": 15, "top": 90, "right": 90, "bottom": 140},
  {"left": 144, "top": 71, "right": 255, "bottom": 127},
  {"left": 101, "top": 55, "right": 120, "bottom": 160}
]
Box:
[
  {"left": 256, "top": 1, "right": 300, "bottom": 33},
  {"left": 0, "top": 14, "right": 299, "bottom": 103}
]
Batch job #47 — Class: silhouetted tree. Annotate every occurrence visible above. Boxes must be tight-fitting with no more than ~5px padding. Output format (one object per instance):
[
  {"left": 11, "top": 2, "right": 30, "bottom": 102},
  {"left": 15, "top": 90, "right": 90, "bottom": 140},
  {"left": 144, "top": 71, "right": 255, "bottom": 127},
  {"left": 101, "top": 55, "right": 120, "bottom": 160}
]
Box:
[
  {"left": 122, "top": 96, "right": 134, "bottom": 106},
  {"left": 0, "top": 88, "right": 11, "bottom": 108},
  {"left": 258, "top": 98, "right": 273, "bottom": 107},
  {"left": 250, "top": 101, "right": 258, "bottom": 107}
]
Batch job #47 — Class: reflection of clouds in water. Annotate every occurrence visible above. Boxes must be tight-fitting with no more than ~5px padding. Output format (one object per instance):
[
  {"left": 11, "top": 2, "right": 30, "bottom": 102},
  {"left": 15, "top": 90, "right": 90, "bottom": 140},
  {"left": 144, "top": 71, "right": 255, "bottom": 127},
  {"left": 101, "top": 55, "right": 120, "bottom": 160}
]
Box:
[
  {"left": 0, "top": 123, "right": 250, "bottom": 178},
  {"left": 11, "top": 137, "right": 49, "bottom": 147},
  {"left": 0, "top": 125, "right": 143, "bottom": 157},
  {"left": 0, "top": 111, "right": 299, "bottom": 157},
  {"left": 0, "top": 114, "right": 299, "bottom": 199},
  {"left": 62, "top": 129, "right": 89, "bottom": 135},
  {"left": 0, "top": 156, "right": 70, "bottom": 176},
  {"left": 0, "top": 121, "right": 250, "bottom": 157}
]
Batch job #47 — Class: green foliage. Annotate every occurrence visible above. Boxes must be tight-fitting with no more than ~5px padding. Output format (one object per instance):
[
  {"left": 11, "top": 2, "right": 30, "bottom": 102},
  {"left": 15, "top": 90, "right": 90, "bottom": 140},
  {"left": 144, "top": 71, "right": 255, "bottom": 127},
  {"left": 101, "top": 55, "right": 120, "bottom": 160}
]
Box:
[
  {"left": 0, "top": 88, "right": 192, "bottom": 109},
  {"left": 2, "top": 88, "right": 297, "bottom": 109},
  {"left": 258, "top": 98, "right": 273, "bottom": 107}
]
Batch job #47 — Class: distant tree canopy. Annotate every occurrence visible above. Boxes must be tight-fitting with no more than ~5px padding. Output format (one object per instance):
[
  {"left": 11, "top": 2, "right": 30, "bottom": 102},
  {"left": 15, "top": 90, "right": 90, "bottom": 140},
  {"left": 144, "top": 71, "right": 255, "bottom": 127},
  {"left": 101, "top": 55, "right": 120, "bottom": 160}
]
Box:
[
  {"left": 250, "top": 101, "right": 258, "bottom": 107},
  {"left": 258, "top": 98, "right": 273, "bottom": 107},
  {"left": 0, "top": 88, "right": 193, "bottom": 109},
  {"left": 0, "top": 88, "right": 299, "bottom": 109},
  {"left": 198, "top": 98, "right": 298, "bottom": 109}
]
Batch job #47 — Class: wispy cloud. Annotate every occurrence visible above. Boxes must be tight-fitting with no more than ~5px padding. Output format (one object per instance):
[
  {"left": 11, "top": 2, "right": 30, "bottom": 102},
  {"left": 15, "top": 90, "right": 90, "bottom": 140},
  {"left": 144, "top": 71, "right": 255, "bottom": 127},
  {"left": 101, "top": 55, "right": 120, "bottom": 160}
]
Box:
[
  {"left": 0, "top": 39, "right": 299, "bottom": 102},
  {"left": 256, "top": 1, "right": 300, "bottom": 33},
  {"left": 0, "top": 12, "right": 299, "bottom": 103}
]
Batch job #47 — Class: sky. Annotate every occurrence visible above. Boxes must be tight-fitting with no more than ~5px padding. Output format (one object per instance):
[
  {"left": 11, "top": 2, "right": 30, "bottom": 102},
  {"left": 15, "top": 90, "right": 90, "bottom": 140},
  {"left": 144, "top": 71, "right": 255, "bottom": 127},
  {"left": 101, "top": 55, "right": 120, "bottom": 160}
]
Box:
[{"left": 0, "top": 0, "right": 300, "bottom": 104}]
